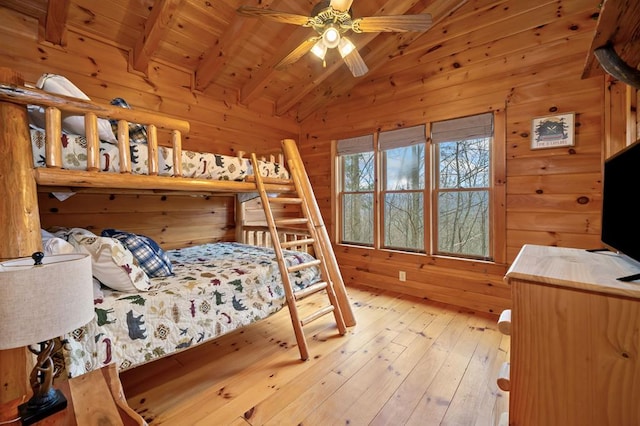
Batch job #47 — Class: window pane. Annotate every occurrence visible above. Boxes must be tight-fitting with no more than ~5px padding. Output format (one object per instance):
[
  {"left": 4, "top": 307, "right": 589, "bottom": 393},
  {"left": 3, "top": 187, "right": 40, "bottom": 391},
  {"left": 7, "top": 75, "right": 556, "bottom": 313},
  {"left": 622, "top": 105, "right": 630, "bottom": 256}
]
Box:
[
  {"left": 438, "top": 138, "right": 489, "bottom": 189},
  {"left": 342, "top": 193, "right": 374, "bottom": 245},
  {"left": 437, "top": 190, "right": 489, "bottom": 257},
  {"left": 384, "top": 144, "right": 425, "bottom": 190},
  {"left": 384, "top": 192, "right": 424, "bottom": 251},
  {"left": 343, "top": 152, "right": 374, "bottom": 191}
]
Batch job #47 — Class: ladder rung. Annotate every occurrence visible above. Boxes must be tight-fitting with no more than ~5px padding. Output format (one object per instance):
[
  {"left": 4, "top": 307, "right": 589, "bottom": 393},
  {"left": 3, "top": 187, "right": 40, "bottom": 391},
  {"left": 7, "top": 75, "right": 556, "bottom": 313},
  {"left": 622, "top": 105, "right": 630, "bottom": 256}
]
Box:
[
  {"left": 246, "top": 175, "right": 293, "bottom": 185},
  {"left": 269, "top": 197, "right": 302, "bottom": 204},
  {"left": 288, "top": 259, "right": 321, "bottom": 273},
  {"left": 280, "top": 238, "right": 315, "bottom": 249},
  {"left": 301, "top": 305, "right": 335, "bottom": 326},
  {"left": 276, "top": 218, "right": 308, "bottom": 226},
  {"left": 295, "top": 281, "right": 328, "bottom": 300}
]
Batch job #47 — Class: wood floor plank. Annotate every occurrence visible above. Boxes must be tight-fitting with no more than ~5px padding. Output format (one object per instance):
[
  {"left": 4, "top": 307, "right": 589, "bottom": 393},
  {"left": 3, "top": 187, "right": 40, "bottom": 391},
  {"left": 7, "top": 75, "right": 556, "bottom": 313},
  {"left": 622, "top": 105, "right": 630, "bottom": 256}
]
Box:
[
  {"left": 369, "top": 308, "right": 472, "bottom": 426},
  {"left": 341, "top": 307, "right": 459, "bottom": 424},
  {"left": 439, "top": 316, "right": 504, "bottom": 425},
  {"left": 473, "top": 333, "right": 511, "bottom": 426},
  {"left": 405, "top": 315, "right": 492, "bottom": 426},
  {"left": 119, "top": 285, "right": 505, "bottom": 425},
  {"left": 301, "top": 341, "right": 408, "bottom": 425},
  {"left": 190, "top": 290, "right": 414, "bottom": 425},
  {"left": 247, "top": 293, "right": 425, "bottom": 425}
]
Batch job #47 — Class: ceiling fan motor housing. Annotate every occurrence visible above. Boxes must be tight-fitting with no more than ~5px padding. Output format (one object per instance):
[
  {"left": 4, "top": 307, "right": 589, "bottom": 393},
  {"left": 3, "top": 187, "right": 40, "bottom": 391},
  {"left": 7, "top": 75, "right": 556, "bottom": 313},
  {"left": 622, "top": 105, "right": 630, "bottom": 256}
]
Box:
[{"left": 309, "top": 1, "right": 354, "bottom": 35}]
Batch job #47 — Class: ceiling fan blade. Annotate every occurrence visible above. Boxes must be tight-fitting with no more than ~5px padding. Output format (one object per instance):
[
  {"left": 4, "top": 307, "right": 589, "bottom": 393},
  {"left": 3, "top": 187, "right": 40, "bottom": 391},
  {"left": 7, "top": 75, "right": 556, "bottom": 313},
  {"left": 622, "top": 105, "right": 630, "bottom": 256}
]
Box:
[
  {"left": 352, "top": 14, "right": 433, "bottom": 33},
  {"left": 342, "top": 48, "right": 369, "bottom": 77},
  {"left": 236, "top": 6, "right": 311, "bottom": 26},
  {"left": 275, "top": 37, "right": 321, "bottom": 70},
  {"left": 330, "top": 0, "right": 354, "bottom": 12}
]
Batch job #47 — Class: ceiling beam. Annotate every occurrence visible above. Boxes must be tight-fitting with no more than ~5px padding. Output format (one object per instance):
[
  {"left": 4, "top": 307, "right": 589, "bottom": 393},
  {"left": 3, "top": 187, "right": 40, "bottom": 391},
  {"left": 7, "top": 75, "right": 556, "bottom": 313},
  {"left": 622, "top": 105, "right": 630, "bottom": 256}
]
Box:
[
  {"left": 295, "top": 0, "right": 469, "bottom": 120},
  {"left": 132, "top": 0, "right": 184, "bottom": 74},
  {"left": 194, "top": 16, "right": 260, "bottom": 92},
  {"left": 582, "top": 0, "right": 640, "bottom": 79},
  {"left": 239, "top": 26, "right": 316, "bottom": 105},
  {"left": 194, "top": 0, "right": 293, "bottom": 92},
  {"left": 44, "top": 0, "right": 70, "bottom": 46},
  {"left": 236, "top": 0, "right": 321, "bottom": 105}
]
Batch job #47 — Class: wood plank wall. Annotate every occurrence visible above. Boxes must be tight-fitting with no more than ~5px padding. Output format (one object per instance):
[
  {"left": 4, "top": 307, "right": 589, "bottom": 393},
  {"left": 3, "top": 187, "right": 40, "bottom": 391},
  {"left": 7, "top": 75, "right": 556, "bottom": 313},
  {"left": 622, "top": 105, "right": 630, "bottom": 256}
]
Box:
[
  {"left": 299, "top": 0, "right": 607, "bottom": 314},
  {"left": 0, "top": 7, "right": 298, "bottom": 155},
  {"left": 0, "top": 5, "right": 299, "bottom": 248},
  {"left": 38, "top": 192, "right": 236, "bottom": 249},
  {"left": 0, "top": 0, "right": 634, "bottom": 314}
]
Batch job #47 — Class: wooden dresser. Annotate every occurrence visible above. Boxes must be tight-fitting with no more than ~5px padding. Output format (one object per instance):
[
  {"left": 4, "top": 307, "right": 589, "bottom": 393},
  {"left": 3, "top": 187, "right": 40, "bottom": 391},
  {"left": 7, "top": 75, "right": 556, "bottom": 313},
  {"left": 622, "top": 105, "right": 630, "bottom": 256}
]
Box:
[{"left": 504, "top": 244, "right": 640, "bottom": 425}]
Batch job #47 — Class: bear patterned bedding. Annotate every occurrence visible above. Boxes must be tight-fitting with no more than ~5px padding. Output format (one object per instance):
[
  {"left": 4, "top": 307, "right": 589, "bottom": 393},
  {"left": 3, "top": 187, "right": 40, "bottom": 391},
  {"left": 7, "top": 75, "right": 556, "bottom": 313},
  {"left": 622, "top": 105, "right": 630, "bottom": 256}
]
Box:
[
  {"left": 29, "top": 129, "right": 288, "bottom": 181},
  {"left": 62, "top": 242, "right": 320, "bottom": 377},
  {"left": 26, "top": 73, "right": 287, "bottom": 181}
]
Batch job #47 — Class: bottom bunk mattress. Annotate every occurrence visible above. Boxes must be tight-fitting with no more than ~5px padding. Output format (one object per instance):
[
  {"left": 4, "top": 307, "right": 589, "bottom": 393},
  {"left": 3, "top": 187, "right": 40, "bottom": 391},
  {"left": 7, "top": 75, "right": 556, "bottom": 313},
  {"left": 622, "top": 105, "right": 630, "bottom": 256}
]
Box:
[{"left": 63, "top": 242, "right": 319, "bottom": 377}]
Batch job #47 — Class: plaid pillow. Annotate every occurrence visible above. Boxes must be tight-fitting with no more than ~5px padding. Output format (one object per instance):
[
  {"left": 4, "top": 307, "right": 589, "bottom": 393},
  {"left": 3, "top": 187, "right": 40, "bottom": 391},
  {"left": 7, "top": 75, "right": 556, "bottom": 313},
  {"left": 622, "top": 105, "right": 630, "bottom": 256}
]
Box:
[
  {"left": 109, "top": 98, "right": 148, "bottom": 144},
  {"left": 53, "top": 227, "right": 151, "bottom": 292},
  {"left": 101, "top": 229, "right": 173, "bottom": 277}
]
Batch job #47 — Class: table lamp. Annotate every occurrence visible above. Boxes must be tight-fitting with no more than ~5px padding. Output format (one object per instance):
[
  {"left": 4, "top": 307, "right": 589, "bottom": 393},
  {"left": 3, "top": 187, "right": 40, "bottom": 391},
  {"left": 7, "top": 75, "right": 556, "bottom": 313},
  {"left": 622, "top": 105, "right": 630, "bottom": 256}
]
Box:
[{"left": 0, "top": 252, "right": 93, "bottom": 425}]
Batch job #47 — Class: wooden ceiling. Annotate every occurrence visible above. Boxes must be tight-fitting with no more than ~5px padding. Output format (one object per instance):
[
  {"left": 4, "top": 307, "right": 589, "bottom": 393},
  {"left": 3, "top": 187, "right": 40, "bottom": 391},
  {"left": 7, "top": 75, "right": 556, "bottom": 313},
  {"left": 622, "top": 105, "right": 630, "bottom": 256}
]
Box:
[
  {"left": 5, "top": 0, "right": 635, "bottom": 121},
  {"left": 1, "top": 0, "right": 478, "bottom": 121}
]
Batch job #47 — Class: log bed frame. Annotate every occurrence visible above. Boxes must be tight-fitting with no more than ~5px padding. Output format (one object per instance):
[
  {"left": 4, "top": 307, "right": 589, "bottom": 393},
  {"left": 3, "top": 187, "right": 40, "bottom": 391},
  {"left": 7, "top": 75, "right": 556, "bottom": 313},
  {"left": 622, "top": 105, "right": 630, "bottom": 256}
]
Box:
[{"left": 0, "top": 68, "right": 355, "bottom": 402}]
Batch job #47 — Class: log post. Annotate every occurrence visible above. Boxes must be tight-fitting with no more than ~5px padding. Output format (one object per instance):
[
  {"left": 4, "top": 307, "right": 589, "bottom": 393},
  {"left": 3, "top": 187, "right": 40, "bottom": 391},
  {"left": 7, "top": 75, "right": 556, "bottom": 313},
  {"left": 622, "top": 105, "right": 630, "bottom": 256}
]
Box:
[{"left": 0, "top": 68, "right": 42, "bottom": 403}]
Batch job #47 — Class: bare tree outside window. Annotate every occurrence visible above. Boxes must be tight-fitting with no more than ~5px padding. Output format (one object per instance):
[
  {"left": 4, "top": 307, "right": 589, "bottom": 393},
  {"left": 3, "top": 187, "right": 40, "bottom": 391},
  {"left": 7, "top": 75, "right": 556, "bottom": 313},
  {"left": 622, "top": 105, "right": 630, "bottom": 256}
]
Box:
[
  {"left": 383, "top": 143, "right": 425, "bottom": 251},
  {"left": 436, "top": 137, "right": 490, "bottom": 258},
  {"left": 342, "top": 152, "right": 374, "bottom": 245},
  {"left": 432, "top": 112, "right": 493, "bottom": 259},
  {"left": 337, "top": 112, "right": 493, "bottom": 261}
]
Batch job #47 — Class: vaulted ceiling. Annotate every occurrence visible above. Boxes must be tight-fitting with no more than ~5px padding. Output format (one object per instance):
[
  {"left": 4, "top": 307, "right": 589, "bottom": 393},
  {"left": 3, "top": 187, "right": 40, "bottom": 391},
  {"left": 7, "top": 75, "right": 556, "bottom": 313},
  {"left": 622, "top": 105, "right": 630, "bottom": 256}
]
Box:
[
  {"left": 2, "top": 0, "right": 475, "bottom": 121},
  {"left": 4, "top": 0, "right": 636, "bottom": 123}
]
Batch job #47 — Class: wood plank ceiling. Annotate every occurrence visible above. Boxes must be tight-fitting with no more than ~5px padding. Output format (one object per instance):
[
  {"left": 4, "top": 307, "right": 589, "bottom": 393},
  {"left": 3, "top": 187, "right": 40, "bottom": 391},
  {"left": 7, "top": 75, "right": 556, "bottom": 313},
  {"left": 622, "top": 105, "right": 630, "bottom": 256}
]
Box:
[
  {"left": 3, "top": 0, "right": 477, "bottom": 121},
  {"left": 8, "top": 1, "right": 636, "bottom": 120}
]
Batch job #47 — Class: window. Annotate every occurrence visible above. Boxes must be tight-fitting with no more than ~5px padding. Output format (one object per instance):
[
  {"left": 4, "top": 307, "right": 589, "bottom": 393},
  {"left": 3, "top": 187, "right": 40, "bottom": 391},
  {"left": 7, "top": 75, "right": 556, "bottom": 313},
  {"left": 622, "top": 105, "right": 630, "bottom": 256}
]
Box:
[
  {"left": 380, "top": 126, "right": 426, "bottom": 251},
  {"left": 337, "top": 135, "right": 374, "bottom": 246},
  {"left": 432, "top": 113, "right": 493, "bottom": 258},
  {"left": 337, "top": 112, "right": 495, "bottom": 261}
]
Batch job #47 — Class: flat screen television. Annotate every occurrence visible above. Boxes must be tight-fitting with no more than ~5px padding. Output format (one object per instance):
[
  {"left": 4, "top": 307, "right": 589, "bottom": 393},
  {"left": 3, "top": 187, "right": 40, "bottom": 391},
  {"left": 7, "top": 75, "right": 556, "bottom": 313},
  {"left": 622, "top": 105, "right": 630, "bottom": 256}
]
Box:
[{"left": 601, "top": 138, "right": 640, "bottom": 281}]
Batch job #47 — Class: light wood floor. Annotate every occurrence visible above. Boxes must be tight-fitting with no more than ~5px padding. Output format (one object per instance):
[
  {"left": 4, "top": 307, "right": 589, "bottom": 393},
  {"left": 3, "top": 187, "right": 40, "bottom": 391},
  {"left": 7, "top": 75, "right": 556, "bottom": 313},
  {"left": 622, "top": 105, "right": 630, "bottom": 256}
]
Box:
[{"left": 120, "top": 284, "right": 510, "bottom": 425}]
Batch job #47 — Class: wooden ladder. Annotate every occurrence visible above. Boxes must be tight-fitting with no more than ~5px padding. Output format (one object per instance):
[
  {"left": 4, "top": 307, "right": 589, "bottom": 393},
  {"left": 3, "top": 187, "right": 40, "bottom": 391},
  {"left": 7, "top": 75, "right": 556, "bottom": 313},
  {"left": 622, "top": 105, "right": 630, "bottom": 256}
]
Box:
[{"left": 250, "top": 153, "right": 347, "bottom": 360}]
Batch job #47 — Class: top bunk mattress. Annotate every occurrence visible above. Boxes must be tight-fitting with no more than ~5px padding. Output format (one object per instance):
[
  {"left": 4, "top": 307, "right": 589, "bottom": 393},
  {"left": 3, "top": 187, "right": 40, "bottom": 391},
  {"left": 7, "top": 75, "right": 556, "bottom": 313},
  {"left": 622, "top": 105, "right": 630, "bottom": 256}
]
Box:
[{"left": 29, "top": 128, "right": 289, "bottom": 182}]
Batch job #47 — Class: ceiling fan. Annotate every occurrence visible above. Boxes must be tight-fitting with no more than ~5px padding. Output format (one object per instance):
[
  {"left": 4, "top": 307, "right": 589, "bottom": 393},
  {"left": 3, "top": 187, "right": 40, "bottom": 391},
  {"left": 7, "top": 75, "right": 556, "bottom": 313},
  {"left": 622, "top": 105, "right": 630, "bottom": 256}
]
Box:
[{"left": 236, "top": 0, "right": 433, "bottom": 77}]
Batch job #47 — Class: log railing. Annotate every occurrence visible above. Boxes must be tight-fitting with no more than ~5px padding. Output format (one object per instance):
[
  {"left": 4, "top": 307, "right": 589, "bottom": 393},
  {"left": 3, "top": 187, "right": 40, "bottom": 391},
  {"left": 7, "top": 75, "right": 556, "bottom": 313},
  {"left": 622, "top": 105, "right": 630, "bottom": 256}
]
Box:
[
  {"left": 0, "top": 73, "right": 293, "bottom": 194},
  {"left": 241, "top": 225, "right": 314, "bottom": 255}
]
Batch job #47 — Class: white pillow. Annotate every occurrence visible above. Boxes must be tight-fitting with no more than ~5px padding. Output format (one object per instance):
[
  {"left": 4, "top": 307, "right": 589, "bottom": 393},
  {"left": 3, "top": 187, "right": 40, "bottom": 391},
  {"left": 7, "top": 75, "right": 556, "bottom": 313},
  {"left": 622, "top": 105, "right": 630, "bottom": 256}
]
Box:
[
  {"left": 54, "top": 228, "right": 151, "bottom": 292},
  {"left": 41, "top": 229, "right": 75, "bottom": 255},
  {"left": 28, "top": 74, "right": 117, "bottom": 144}
]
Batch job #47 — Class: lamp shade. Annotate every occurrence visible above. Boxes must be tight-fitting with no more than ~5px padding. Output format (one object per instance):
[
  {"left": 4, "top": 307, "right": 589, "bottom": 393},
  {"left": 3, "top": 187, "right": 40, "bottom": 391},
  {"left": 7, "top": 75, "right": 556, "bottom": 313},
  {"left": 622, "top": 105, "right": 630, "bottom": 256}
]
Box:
[
  {"left": 322, "top": 26, "right": 340, "bottom": 49},
  {"left": 338, "top": 37, "right": 356, "bottom": 58},
  {"left": 0, "top": 253, "right": 93, "bottom": 350},
  {"left": 311, "top": 39, "right": 328, "bottom": 60}
]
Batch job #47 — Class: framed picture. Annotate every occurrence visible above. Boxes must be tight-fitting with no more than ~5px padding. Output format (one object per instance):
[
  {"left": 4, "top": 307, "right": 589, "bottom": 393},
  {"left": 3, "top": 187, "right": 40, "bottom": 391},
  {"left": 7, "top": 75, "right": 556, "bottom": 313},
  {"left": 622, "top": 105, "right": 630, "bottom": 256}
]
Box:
[{"left": 531, "top": 112, "right": 575, "bottom": 149}]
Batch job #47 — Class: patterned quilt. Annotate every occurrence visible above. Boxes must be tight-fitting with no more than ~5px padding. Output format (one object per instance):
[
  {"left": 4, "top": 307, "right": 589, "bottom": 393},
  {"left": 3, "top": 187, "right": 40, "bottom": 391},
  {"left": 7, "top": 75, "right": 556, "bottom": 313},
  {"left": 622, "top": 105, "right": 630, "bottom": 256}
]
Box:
[
  {"left": 29, "top": 129, "right": 289, "bottom": 181},
  {"left": 62, "top": 242, "right": 319, "bottom": 377}
]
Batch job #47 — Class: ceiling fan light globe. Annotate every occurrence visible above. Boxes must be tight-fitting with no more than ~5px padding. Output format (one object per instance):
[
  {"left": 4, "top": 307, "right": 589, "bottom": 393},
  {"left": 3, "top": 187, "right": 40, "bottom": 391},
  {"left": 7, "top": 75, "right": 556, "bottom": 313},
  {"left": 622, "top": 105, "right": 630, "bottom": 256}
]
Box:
[
  {"left": 322, "top": 26, "right": 340, "bottom": 49},
  {"left": 338, "top": 37, "right": 356, "bottom": 57},
  {"left": 311, "top": 40, "right": 328, "bottom": 59}
]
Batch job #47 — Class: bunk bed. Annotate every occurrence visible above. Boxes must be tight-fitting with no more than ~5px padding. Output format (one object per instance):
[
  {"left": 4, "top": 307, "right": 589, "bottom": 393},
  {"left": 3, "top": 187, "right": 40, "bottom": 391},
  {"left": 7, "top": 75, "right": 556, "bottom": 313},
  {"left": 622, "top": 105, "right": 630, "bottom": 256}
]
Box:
[{"left": 0, "top": 68, "right": 356, "bottom": 390}]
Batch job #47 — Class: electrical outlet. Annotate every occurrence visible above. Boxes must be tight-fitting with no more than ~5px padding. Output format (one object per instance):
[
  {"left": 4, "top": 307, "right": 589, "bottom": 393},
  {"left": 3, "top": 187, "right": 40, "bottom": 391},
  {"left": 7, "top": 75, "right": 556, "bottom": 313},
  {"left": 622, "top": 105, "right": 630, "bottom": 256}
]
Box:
[{"left": 399, "top": 271, "right": 406, "bottom": 282}]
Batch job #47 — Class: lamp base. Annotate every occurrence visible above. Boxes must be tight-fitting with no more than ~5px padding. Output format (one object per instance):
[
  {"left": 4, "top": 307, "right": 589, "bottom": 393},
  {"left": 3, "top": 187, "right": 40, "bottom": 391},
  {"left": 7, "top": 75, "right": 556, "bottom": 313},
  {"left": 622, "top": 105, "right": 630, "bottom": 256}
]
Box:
[{"left": 18, "top": 388, "right": 67, "bottom": 425}]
